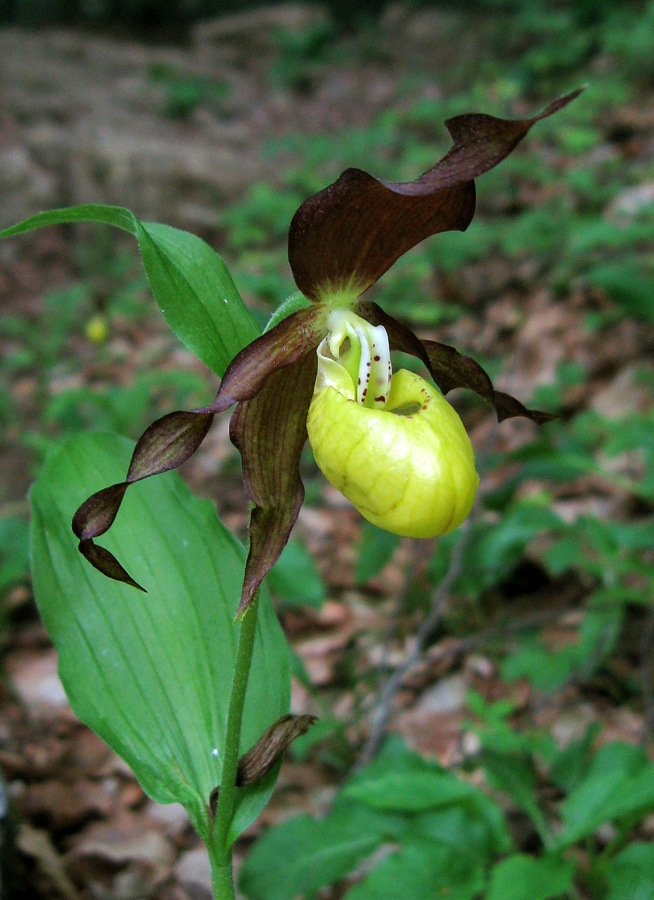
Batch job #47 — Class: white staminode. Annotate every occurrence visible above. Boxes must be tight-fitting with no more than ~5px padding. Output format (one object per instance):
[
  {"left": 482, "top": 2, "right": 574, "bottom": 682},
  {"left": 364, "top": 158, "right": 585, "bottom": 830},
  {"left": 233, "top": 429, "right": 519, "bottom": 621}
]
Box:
[{"left": 315, "top": 309, "right": 392, "bottom": 409}]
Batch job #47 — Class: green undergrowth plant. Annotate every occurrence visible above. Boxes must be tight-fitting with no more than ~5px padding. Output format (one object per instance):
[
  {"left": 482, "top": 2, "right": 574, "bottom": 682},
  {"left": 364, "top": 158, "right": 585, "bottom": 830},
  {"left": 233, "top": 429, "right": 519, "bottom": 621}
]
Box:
[
  {"left": 239, "top": 729, "right": 654, "bottom": 900},
  {"left": 1, "top": 90, "right": 621, "bottom": 900},
  {"left": 420, "top": 413, "right": 654, "bottom": 692}
]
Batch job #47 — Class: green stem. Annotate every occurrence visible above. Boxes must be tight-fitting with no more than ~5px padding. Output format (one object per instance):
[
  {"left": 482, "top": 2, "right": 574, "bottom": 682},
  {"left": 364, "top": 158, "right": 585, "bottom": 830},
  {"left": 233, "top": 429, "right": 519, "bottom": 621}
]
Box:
[
  {"left": 209, "top": 856, "right": 235, "bottom": 900},
  {"left": 210, "top": 591, "right": 260, "bottom": 897}
]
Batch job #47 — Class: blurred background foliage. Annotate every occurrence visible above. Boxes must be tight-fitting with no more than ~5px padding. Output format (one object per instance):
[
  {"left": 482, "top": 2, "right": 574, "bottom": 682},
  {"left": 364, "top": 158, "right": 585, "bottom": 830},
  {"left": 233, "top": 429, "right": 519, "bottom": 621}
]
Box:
[{"left": 0, "top": 0, "right": 651, "bottom": 36}]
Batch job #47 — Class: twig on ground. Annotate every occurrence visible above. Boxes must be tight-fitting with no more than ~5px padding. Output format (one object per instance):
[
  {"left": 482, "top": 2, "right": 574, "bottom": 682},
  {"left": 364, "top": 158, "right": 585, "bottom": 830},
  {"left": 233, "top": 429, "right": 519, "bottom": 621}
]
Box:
[
  {"left": 373, "top": 537, "right": 435, "bottom": 699},
  {"left": 356, "top": 595, "right": 580, "bottom": 769},
  {"left": 356, "top": 515, "right": 474, "bottom": 769}
]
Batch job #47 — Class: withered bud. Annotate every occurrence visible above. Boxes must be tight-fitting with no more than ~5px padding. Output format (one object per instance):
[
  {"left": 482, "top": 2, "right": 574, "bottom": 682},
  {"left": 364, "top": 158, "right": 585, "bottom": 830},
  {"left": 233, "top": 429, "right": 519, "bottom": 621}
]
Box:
[{"left": 209, "top": 714, "right": 318, "bottom": 817}]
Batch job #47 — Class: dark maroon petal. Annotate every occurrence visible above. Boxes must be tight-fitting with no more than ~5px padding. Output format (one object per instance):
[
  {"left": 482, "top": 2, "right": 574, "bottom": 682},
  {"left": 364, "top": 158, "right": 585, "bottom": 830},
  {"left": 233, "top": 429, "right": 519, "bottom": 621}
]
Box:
[
  {"left": 289, "top": 170, "right": 475, "bottom": 302},
  {"left": 73, "top": 309, "right": 328, "bottom": 590},
  {"left": 358, "top": 301, "right": 552, "bottom": 424},
  {"left": 78, "top": 539, "right": 145, "bottom": 592},
  {"left": 288, "top": 90, "right": 582, "bottom": 302},
  {"left": 423, "top": 341, "right": 554, "bottom": 423},
  {"left": 422, "top": 89, "right": 583, "bottom": 188},
  {"left": 202, "top": 305, "right": 327, "bottom": 413},
  {"left": 492, "top": 390, "right": 556, "bottom": 425},
  {"left": 230, "top": 351, "right": 317, "bottom": 616},
  {"left": 72, "top": 482, "right": 129, "bottom": 542},
  {"left": 73, "top": 410, "right": 214, "bottom": 588},
  {"left": 420, "top": 340, "right": 496, "bottom": 403},
  {"left": 127, "top": 411, "right": 213, "bottom": 481}
]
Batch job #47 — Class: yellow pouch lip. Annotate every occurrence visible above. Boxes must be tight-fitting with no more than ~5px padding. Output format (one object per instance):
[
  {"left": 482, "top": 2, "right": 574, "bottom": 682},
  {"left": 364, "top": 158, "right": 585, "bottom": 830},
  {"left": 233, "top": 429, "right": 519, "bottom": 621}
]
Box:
[{"left": 307, "top": 369, "right": 479, "bottom": 538}]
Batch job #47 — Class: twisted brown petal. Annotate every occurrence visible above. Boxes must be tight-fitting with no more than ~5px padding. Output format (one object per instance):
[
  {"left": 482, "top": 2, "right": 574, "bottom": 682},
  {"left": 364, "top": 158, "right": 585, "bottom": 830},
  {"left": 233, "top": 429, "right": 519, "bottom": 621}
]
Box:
[
  {"left": 288, "top": 90, "right": 582, "bottom": 302},
  {"left": 491, "top": 390, "right": 555, "bottom": 425},
  {"left": 358, "top": 301, "right": 554, "bottom": 424},
  {"left": 73, "top": 306, "right": 327, "bottom": 590},
  {"left": 202, "top": 305, "right": 327, "bottom": 412},
  {"left": 78, "top": 539, "right": 144, "bottom": 592},
  {"left": 230, "top": 351, "right": 318, "bottom": 616},
  {"left": 418, "top": 89, "right": 583, "bottom": 188},
  {"left": 72, "top": 412, "right": 213, "bottom": 589}
]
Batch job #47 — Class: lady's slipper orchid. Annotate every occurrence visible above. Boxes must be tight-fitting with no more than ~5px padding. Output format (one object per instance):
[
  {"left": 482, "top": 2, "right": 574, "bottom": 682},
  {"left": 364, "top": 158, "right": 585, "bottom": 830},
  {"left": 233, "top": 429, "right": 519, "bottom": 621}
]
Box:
[{"left": 72, "top": 89, "right": 581, "bottom": 614}]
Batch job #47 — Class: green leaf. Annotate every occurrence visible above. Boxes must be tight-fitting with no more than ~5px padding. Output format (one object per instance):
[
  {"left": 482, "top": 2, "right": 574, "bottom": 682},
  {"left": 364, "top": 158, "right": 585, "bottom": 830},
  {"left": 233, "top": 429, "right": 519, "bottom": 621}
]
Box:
[
  {"left": 268, "top": 538, "right": 326, "bottom": 608},
  {"left": 486, "top": 854, "right": 575, "bottom": 900},
  {"left": 30, "top": 433, "right": 289, "bottom": 843},
  {"left": 502, "top": 597, "right": 622, "bottom": 692},
  {"left": 349, "top": 738, "right": 512, "bottom": 856},
  {"left": 557, "top": 742, "right": 654, "bottom": 848},
  {"left": 471, "top": 501, "right": 562, "bottom": 579},
  {"left": 480, "top": 751, "right": 551, "bottom": 844},
  {"left": 345, "top": 769, "right": 487, "bottom": 813},
  {"left": 1, "top": 205, "right": 259, "bottom": 376},
  {"left": 605, "top": 843, "right": 654, "bottom": 900},
  {"left": 239, "top": 800, "right": 393, "bottom": 900},
  {"left": 502, "top": 638, "right": 579, "bottom": 691},
  {"left": 548, "top": 723, "right": 601, "bottom": 793},
  {"left": 544, "top": 533, "right": 581, "bottom": 576},
  {"left": 355, "top": 522, "right": 400, "bottom": 583},
  {"left": 579, "top": 598, "right": 623, "bottom": 663},
  {"left": 264, "top": 291, "right": 314, "bottom": 333},
  {"left": 346, "top": 839, "right": 485, "bottom": 900},
  {"left": 409, "top": 803, "right": 511, "bottom": 863}
]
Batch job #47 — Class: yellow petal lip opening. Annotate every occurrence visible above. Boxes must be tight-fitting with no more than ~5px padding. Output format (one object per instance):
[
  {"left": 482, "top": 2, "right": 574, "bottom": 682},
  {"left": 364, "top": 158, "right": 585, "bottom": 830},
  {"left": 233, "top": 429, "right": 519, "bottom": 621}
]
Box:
[{"left": 307, "top": 368, "right": 479, "bottom": 538}]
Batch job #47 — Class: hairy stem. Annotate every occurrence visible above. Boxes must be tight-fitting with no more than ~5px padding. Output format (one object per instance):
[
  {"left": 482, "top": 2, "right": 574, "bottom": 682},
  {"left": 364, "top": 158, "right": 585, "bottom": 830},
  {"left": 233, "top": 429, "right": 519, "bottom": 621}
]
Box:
[
  {"left": 211, "top": 591, "right": 260, "bottom": 897},
  {"left": 209, "top": 856, "right": 236, "bottom": 900}
]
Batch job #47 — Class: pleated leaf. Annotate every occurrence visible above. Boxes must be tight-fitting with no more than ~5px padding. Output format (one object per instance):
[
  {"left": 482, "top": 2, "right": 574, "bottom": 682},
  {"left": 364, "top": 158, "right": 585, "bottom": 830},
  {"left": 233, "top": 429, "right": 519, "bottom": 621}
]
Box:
[
  {"left": 0, "top": 205, "right": 259, "bottom": 376},
  {"left": 30, "top": 433, "right": 290, "bottom": 844}
]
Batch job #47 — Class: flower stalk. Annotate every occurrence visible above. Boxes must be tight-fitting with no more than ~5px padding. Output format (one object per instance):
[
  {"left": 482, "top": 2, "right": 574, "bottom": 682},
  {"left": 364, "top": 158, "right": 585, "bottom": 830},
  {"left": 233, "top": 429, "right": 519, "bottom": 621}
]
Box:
[{"left": 210, "top": 590, "right": 261, "bottom": 897}]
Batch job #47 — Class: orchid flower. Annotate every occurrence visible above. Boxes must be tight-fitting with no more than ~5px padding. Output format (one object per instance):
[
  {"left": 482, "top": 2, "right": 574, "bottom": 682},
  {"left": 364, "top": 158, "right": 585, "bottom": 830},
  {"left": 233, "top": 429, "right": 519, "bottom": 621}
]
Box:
[{"left": 72, "top": 89, "right": 581, "bottom": 615}]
